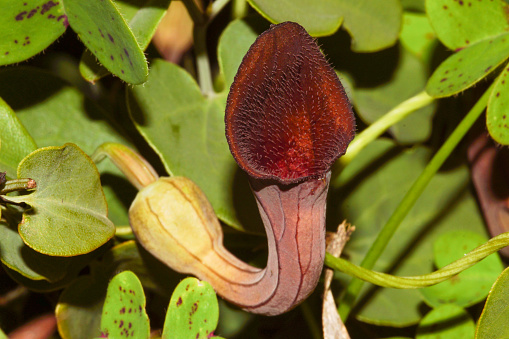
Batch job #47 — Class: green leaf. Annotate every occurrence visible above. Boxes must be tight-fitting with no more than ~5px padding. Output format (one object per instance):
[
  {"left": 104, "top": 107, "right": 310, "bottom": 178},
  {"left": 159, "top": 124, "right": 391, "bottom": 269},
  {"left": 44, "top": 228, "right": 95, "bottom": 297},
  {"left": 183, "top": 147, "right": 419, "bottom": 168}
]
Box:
[
  {"left": 79, "top": 0, "right": 170, "bottom": 83},
  {"left": 246, "top": 0, "right": 343, "bottom": 37},
  {"left": 333, "top": 139, "right": 488, "bottom": 326},
  {"left": 0, "top": 97, "right": 36, "bottom": 178},
  {"left": 426, "top": 0, "right": 509, "bottom": 50},
  {"left": 127, "top": 59, "right": 245, "bottom": 230},
  {"left": 400, "top": 12, "right": 437, "bottom": 63},
  {"left": 218, "top": 18, "right": 264, "bottom": 89},
  {"left": 487, "top": 62, "right": 509, "bottom": 145},
  {"left": 63, "top": 0, "right": 148, "bottom": 84},
  {"left": 336, "top": 0, "right": 402, "bottom": 52},
  {"left": 100, "top": 271, "right": 149, "bottom": 339},
  {"left": 0, "top": 67, "right": 134, "bottom": 227},
  {"left": 247, "top": 0, "right": 402, "bottom": 50},
  {"left": 416, "top": 304, "right": 475, "bottom": 339},
  {"left": 426, "top": 33, "right": 509, "bottom": 98},
  {"left": 9, "top": 144, "right": 115, "bottom": 256},
  {"left": 420, "top": 231, "right": 503, "bottom": 308},
  {"left": 354, "top": 47, "right": 435, "bottom": 144},
  {"left": 162, "top": 277, "right": 219, "bottom": 339},
  {"left": 2, "top": 247, "right": 103, "bottom": 292},
  {"left": 0, "top": 213, "right": 71, "bottom": 282},
  {"left": 476, "top": 267, "right": 509, "bottom": 338},
  {"left": 0, "top": 0, "right": 67, "bottom": 65}
]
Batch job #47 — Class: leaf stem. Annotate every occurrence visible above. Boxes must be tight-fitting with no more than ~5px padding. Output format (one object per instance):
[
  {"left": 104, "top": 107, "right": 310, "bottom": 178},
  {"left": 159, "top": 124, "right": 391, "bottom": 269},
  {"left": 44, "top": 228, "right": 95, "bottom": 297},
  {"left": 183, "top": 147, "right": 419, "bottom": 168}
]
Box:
[
  {"left": 91, "top": 143, "right": 158, "bottom": 190},
  {"left": 0, "top": 178, "right": 37, "bottom": 195},
  {"left": 325, "top": 230, "right": 509, "bottom": 288},
  {"left": 181, "top": 0, "right": 205, "bottom": 25},
  {"left": 194, "top": 25, "right": 214, "bottom": 96},
  {"left": 337, "top": 83, "right": 495, "bottom": 320},
  {"left": 181, "top": 0, "right": 214, "bottom": 95},
  {"left": 339, "top": 91, "right": 434, "bottom": 169},
  {"left": 210, "top": 0, "right": 231, "bottom": 20},
  {"left": 232, "top": 0, "right": 248, "bottom": 19}
]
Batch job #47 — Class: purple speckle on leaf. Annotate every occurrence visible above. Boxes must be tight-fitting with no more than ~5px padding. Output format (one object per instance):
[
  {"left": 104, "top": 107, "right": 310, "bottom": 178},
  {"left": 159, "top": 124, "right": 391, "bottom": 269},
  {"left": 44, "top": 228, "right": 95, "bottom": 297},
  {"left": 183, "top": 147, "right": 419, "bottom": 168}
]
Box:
[
  {"left": 15, "top": 11, "right": 27, "bottom": 21},
  {"left": 41, "top": 1, "right": 58, "bottom": 15}
]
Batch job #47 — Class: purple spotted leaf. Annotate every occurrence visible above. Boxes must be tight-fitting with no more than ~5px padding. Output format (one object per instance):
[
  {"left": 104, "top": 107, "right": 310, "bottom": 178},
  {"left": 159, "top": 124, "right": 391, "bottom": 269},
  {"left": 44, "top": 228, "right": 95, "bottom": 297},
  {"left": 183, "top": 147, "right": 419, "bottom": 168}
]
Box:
[
  {"left": 426, "top": 0, "right": 509, "bottom": 50},
  {"left": 162, "top": 277, "right": 221, "bottom": 339},
  {"left": 99, "top": 270, "right": 149, "bottom": 339},
  {"left": 79, "top": 0, "right": 171, "bottom": 83},
  {"left": 426, "top": 32, "right": 509, "bottom": 98},
  {"left": 0, "top": 0, "right": 67, "bottom": 65},
  {"left": 63, "top": 0, "right": 148, "bottom": 84},
  {"left": 487, "top": 61, "right": 509, "bottom": 145}
]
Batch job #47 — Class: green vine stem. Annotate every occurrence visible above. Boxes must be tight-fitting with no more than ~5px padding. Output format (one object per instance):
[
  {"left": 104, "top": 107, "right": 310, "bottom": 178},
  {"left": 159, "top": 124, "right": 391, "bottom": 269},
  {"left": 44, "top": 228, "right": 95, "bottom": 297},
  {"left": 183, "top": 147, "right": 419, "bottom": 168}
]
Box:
[
  {"left": 210, "top": 0, "right": 231, "bottom": 20},
  {"left": 338, "top": 91, "right": 434, "bottom": 170},
  {"left": 337, "top": 82, "right": 495, "bottom": 320},
  {"left": 91, "top": 143, "right": 158, "bottom": 190},
  {"left": 325, "top": 231, "right": 509, "bottom": 288},
  {"left": 0, "top": 178, "right": 37, "bottom": 195}
]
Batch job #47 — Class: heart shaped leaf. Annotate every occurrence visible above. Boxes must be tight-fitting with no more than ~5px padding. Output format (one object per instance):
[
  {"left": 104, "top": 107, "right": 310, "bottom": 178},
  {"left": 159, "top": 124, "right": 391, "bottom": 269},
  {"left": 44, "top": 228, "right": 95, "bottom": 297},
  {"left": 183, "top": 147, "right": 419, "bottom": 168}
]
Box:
[
  {"left": 127, "top": 59, "right": 242, "bottom": 229},
  {"left": 8, "top": 143, "right": 115, "bottom": 256}
]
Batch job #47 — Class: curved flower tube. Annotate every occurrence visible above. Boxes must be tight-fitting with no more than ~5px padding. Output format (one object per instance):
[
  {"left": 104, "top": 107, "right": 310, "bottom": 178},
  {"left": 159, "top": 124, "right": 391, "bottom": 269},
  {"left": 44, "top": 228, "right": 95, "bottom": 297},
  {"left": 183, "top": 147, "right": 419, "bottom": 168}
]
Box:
[{"left": 129, "top": 21, "right": 355, "bottom": 316}]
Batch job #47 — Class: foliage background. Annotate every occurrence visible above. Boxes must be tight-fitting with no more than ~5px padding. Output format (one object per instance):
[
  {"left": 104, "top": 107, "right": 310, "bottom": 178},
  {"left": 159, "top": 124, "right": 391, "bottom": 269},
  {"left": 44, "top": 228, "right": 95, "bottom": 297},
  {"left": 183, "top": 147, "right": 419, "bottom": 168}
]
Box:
[{"left": 0, "top": 0, "right": 508, "bottom": 338}]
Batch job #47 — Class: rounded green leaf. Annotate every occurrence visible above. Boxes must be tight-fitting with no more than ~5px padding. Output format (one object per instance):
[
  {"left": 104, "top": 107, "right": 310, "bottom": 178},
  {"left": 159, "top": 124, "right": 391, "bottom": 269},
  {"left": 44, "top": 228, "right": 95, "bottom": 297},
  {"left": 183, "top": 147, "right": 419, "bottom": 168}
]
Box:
[
  {"left": 0, "top": 0, "right": 67, "bottom": 65},
  {"left": 420, "top": 231, "right": 503, "bottom": 308},
  {"left": 246, "top": 0, "right": 343, "bottom": 37},
  {"left": 0, "top": 67, "right": 134, "bottom": 227},
  {"left": 100, "top": 271, "right": 149, "bottom": 339},
  {"left": 400, "top": 12, "right": 437, "bottom": 62},
  {"left": 79, "top": 0, "right": 171, "bottom": 83},
  {"left": 416, "top": 304, "right": 475, "bottom": 339},
  {"left": 162, "top": 277, "right": 219, "bottom": 339},
  {"left": 336, "top": 0, "right": 402, "bottom": 52},
  {"left": 63, "top": 0, "right": 148, "bottom": 84},
  {"left": 426, "top": 0, "right": 509, "bottom": 50},
  {"left": 426, "top": 33, "right": 509, "bottom": 98},
  {"left": 487, "top": 62, "right": 509, "bottom": 145},
  {"left": 476, "top": 267, "right": 509, "bottom": 339},
  {"left": 9, "top": 144, "right": 115, "bottom": 256},
  {"left": 0, "top": 97, "right": 36, "bottom": 178},
  {"left": 127, "top": 59, "right": 245, "bottom": 230}
]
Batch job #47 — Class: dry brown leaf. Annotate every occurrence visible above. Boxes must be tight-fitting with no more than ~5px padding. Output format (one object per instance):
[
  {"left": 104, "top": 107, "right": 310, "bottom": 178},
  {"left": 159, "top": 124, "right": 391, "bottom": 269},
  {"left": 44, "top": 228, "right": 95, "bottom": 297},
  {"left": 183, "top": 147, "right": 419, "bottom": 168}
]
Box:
[{"left": 323, "top": 221, "right": 354, "bottom": 339}]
